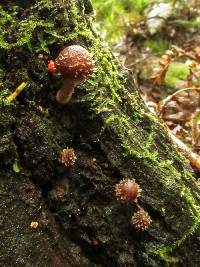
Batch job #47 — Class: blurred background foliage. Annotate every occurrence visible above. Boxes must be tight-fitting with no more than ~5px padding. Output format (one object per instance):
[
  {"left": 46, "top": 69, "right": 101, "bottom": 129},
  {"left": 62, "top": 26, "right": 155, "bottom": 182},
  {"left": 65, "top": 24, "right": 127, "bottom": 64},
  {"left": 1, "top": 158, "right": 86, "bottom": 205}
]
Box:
[
  {"left": 92, "top": 0, "right": 200, "bottom": 43},
  {"left": 92, "top": 0, "right": 149, "bottom": 41}
]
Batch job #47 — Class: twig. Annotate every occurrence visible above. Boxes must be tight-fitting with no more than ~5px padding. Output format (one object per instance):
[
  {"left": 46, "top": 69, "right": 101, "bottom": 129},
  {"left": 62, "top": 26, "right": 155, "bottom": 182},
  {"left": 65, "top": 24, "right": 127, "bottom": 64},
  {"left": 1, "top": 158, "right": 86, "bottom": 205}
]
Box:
[
  {"left": 158, "top": 87, "right": 200, "bottom": 117},
  {"left": 7, "top": 82, "right": 27, "bottom": 102},
  {"left": 169, "top": 131, "right": 200, "bottom": 170}
]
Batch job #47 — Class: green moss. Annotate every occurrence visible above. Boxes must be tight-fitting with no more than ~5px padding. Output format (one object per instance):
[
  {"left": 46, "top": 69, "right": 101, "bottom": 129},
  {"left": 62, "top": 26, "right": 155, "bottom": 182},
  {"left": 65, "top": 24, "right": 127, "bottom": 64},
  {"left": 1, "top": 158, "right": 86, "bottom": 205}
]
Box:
[
  {"left": 144, "top": 40, "right": 169, "bottom": 55},
  {"left": 0, "top": 86, "right": 15, "bottom": 107},
  {"left": 165, "top": 62, "right": 190, "bottom": 88},
  {"left": 0, "top": 6, "right": 54, "bottom": 50},
  {"left": 157, "top": 160, "right": 181, "bottom": 186},
  {"left": 147, "top": 166, "right": 200, "bottom": 263},
  {"left": 92, "top": 0, "right": 149, "bottom": 42},
  {"left": 154, "top": 202, "right": 200, "bottom": 264},
  {"left": 12, "top": 161, "right": 21, "bottom": 173},
  {"left": 174, "top": 16, "right": 200, "bottom": 29}
]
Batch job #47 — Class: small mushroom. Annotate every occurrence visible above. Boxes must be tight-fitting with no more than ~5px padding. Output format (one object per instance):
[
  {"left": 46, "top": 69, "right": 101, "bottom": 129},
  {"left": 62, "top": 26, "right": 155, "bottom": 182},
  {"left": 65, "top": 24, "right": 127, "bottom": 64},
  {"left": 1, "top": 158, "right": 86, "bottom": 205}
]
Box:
[
  {"left": 59, "top": 148, "right": 77, "bottom": 167},
  {"left": 131, "top": 208, "right": 152, "bottom": 231},
  {"left": 115, "top": 178, "right": 142, "bottom": 203},
  {"left": 48, "top": 45, "right": 94, "bottom": 104}
]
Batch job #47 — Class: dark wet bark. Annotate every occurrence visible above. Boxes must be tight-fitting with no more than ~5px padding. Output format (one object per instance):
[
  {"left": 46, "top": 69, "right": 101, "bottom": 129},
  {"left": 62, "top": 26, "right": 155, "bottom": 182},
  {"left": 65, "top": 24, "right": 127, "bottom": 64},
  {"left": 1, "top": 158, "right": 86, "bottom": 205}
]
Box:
[{"left": 0, "top": 1, "right": 199, "bottom": 267}]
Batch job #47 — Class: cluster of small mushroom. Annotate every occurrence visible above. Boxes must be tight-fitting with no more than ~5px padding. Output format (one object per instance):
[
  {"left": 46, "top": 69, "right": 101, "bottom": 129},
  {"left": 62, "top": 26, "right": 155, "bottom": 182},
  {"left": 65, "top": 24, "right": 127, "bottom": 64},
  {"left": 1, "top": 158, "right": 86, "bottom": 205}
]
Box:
[
  {"left": 115, "top": 178, "right": 152, "bottom": 231},
  {"left": 48, "top": 45, "right": 94, "bottom": 104},
  {"left": 59, "top": 148, "right": 77, "bottom": 167}
]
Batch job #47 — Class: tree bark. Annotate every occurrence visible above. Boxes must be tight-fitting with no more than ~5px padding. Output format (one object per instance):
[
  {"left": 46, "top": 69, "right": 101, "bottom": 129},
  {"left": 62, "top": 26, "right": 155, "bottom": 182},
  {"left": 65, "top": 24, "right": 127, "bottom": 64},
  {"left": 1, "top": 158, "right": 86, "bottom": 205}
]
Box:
[{"left": 0, "top": 0, "right": 199, "bottom": 266}]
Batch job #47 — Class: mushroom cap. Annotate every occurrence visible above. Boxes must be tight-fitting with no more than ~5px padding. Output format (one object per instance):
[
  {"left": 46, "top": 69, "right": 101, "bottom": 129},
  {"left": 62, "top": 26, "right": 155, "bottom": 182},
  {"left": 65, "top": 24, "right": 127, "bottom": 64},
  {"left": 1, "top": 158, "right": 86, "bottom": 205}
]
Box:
[
  {"left": 115, "top": 179, "right": 141, "bottom": 202},
  {"left": 55, "top": 45, "right": 94, "bottom": 79},
  {"left": 132, "top": 209, "right": 152, "bottom": 231}
]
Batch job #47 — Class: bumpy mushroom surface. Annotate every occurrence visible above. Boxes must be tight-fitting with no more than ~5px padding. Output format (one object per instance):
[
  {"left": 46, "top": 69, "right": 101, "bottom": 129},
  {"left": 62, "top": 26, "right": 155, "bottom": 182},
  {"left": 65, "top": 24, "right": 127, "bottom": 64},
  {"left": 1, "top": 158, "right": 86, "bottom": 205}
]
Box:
[
  {"left": 59, "top": 148, "right": 77, "bottom": 167},
  {"left": 48, "top": 45, "right": 94, "bottom": 104},
  {"left": 132, "top": 209, "right": 152, "bottom": 231},
  {"left": 115, "top": 179, "right": 142, "bottom": 203},
  {"left": 55, "top": 45, "right": 94, "bottom": 78}
]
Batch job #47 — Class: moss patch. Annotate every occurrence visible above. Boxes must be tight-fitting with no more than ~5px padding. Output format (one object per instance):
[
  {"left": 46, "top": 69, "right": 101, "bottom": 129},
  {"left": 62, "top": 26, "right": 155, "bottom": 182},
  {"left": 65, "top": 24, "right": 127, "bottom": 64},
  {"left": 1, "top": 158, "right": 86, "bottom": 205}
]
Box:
[{"left": 165, "top": 61, "right": 190, "bottom": 88}]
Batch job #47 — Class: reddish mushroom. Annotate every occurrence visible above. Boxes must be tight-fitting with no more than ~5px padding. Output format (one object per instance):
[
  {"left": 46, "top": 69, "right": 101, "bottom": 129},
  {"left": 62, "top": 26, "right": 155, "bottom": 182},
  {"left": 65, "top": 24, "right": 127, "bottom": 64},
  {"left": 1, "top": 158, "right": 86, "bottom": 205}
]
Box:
[
  {"left": 48, "top": 45, "right": 94, "bottom": 104},
  {"left": 115, "top": 178, "right": 142, "bottom": 203}
]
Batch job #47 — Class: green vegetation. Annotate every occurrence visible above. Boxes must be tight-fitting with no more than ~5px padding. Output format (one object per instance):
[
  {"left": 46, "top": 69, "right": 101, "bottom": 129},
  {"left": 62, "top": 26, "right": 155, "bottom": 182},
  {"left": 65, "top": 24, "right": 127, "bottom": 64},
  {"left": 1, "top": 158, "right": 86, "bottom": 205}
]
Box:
[
  {"left": 165, "top": 62, "right": 190, "bottom": 88},
  {"left": 12, "top": 161, "right": 20, "bottom": 173},
  {"left": 144, "top": 40, "right": 170, "bottom": 55},
  {"left": 92, "top": 0, "right": 200, "bottom": 43},
  {"left": 172, "top": 17, "right": 200, "bottom": 29},
  {"left": 92, "top": 0, "right": 149, "bottom": 41}
]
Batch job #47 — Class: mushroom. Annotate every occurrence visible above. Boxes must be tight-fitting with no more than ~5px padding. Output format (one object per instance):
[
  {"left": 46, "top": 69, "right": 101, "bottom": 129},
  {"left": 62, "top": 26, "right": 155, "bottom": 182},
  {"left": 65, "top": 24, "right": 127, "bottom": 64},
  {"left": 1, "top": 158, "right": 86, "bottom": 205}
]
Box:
[
  {"left": 115, "top": 178, "right": 142, "bottom": 203},
  {"left": 131, "top": 208, "right": 152, "bottom": 231},
  {"left": 59, "top": 148, "right": 77, "bottom": 167},
  {"left": 48, "top": 45, "right": 94, "bottom": 104}
]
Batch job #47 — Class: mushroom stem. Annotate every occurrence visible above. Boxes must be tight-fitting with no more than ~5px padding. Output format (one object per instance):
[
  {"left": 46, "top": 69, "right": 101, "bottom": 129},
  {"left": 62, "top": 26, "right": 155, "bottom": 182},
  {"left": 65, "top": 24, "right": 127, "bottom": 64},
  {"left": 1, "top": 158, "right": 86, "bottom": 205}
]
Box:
[{"left": 56, "top": 77, "right": 82, "bottom": 104}]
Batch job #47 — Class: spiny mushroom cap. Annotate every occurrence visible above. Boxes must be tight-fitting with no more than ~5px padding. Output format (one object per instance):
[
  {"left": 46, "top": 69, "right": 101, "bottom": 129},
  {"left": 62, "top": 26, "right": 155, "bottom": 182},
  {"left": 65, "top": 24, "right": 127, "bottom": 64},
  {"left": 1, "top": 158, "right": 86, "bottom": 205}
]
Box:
[
  {"left": 115, "top": 179, "right": 142, "bottom": 202},
  {"left": 132, "top": 209, "right": 152, "bottom": 231},
  {"left": 55, "top": 45, "right": 94, "bottom": 79},
  {"left": 59, "top": 148, "right": 77, "bottom": 167}
]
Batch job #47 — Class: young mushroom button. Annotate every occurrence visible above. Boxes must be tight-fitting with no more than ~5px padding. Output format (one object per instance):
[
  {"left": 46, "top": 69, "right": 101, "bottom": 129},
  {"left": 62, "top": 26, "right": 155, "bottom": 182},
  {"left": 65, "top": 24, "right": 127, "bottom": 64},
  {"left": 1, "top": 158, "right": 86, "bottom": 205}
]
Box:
[{"left": 48, "top": 45, "right": 94, "bottom": 104}]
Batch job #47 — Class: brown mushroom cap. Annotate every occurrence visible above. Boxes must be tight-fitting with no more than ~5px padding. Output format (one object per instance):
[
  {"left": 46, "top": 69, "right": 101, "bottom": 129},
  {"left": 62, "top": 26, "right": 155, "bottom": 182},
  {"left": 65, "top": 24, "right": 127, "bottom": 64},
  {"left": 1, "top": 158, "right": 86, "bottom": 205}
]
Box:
[
  {"left": 55, "top": 45, "right": 94, "bottom": 79},
  {"left": 132, "top": 209, "right": 152, "bottom": 231}
]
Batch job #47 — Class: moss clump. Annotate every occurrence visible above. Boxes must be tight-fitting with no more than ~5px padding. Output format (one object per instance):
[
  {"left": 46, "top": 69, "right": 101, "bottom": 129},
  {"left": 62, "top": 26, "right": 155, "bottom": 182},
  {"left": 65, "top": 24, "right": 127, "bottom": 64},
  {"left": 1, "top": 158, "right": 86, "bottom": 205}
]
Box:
[
  {"left": 144, "top": 40, "right": 169, "bottom": 55},
  {"left": 165, "top": 62, "right": 190, "bottom": 88}
]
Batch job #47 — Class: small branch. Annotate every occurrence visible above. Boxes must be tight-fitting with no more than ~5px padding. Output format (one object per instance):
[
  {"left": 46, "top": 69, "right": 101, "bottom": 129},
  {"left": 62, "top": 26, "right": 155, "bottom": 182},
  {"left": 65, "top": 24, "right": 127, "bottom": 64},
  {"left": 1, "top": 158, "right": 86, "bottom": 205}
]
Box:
[{"left": 7, "top": 82, "right": 27, "bottom": 102}]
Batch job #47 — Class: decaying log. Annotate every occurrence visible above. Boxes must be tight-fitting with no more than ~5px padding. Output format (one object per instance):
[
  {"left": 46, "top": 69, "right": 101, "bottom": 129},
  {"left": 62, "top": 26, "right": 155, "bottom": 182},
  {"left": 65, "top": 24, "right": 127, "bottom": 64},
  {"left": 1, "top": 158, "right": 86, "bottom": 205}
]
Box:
[{"left": 0, "top": 1, "right": 199, "bottom": 266}]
